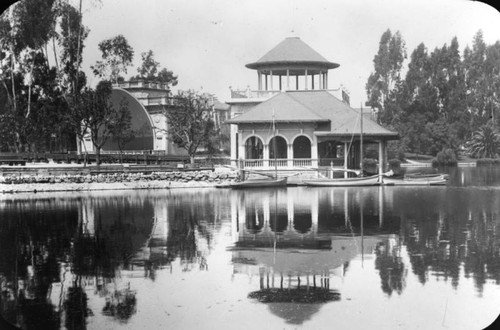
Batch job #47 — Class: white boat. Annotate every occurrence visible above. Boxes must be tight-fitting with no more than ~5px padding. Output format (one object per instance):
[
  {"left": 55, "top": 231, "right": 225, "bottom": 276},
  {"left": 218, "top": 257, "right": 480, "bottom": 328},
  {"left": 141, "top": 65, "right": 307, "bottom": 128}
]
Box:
[
  {"left": 382, "top": 174, "right": 448, "bottom": 186},
  {"left": 303, "top": 175, "right": 381, "bottom": 187}
]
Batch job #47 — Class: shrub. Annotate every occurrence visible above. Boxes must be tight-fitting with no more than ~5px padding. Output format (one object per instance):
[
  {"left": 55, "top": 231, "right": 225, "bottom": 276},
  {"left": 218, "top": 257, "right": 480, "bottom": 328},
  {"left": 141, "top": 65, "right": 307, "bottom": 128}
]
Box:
[
  {"left": 432, "top": 148, "right": 457, "bottom": 167},
  {"left": 388, "top": 158, "right": 405, "bottom": 175},
  {"left": 362, "top": 158, "right": 378, "bottom": 174},
  {"left": 476, "top": 158, "right": 500, "bottom": 166}
]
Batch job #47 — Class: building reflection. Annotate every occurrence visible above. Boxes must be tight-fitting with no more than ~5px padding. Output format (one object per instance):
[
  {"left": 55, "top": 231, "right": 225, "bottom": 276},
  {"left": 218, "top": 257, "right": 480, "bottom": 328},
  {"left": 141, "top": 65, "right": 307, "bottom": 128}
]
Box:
[{"left": 229, "top": 187, "right": 401, "bottom": 324}]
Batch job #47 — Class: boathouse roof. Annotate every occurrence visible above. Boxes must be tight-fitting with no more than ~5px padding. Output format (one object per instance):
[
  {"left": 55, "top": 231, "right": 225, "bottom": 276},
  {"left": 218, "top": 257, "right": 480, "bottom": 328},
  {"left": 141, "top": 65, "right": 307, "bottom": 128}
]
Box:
[
  {"left": 227, "top": 90, "right": 398, "bottom": 139},
  {"left": 245, "top": 37, "right": 339, "bottom": 71}
]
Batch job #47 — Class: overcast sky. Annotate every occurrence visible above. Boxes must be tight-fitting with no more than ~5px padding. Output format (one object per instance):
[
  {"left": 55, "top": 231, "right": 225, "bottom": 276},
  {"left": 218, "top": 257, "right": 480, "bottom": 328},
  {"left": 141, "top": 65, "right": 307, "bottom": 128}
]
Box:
[{"left": 77, "top": 0, "right": 500, "bottom": 105}]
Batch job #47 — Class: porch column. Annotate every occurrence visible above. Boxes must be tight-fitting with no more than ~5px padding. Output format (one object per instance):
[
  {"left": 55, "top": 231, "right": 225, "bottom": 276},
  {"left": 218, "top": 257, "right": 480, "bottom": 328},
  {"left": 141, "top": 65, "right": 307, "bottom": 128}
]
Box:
[
  {"left": 344, "top": 142, "right": 349, "bottom": 178},
  {"left": 263, "top": 143, "right": 270, "bottom": 168},
  {"left": 230, "top": 124, "right": 238, "bottom": 167},
  {"left": 258, "top": 71, "right": 262, "bottom": 90},
  {"left": 270, "top": 70, "right": 274, "bottom": 90},
  {"left": 287, "top": 144, "right": 294, "bottom": 168},
  {"left": 378, "top": 140, "right": 385, "bottom": 179},
  {"left": 304, "top": 69, "right": 308, "bottom": 90},
  {"left": 238, "top": 134, "right": 245, "bottom": 167},
  {"left": 286, "top": 68, "right": 290, "bottom": 90},
  {"left": 311, "top": 135, "right": 318, "bottom": 168},
  {"left": 325, "top": 72, "right": 329, "bottom": 89}
]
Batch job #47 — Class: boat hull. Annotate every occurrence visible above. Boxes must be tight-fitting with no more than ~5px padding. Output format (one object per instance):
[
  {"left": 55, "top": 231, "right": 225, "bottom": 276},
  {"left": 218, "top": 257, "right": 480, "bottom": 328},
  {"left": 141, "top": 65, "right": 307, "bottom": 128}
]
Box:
[
  {"left": 302, "top": 175, "right": 381, "bottom": 187},
  {"left": 230, "top": 177, "right": 288, "bottom": 189},
  {"left": 382, "top": 176, "right": 447, "bottom": 186}
]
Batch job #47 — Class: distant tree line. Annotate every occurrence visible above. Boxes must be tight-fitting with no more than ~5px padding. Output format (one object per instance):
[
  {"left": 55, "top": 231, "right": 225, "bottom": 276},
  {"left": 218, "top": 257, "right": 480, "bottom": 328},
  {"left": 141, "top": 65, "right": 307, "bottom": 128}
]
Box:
[{"left": 367, "top": 29, "right": 500, "bottom": 159}]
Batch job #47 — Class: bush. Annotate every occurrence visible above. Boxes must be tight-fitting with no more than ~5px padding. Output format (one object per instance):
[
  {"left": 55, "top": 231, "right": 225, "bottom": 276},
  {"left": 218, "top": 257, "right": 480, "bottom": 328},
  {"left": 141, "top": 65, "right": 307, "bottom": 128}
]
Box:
[
  {"left": 388, "top": 158, "right": 405, "bottom": 176},
  {"left": 476, "top": 158, "right": 500, "bottom": 166},
  {"left": 432, "top": 148, "right": 457, "bottom": 167},
  {"left": 362, "top": 158, "right": 378, "bottom": 174},
  {"left": 387, "top": 141, "right": 406, "bottom": 161}
]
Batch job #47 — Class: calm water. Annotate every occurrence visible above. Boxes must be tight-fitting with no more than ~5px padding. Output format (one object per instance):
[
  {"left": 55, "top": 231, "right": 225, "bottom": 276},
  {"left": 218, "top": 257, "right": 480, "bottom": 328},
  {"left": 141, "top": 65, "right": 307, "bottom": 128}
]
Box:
[{"left": 1, "top": 167, "right": 500, "bottom": 330}]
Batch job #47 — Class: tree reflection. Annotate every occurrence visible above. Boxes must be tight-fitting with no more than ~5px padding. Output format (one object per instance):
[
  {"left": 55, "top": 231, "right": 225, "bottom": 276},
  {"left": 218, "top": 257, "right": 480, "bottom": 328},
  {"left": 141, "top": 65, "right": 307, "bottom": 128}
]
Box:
[
  {"left": 398, "top": 189, "right": 500, "bottom": 294},
  {"left": 374, "top": 241, "right": 407, "bottom": 296}
]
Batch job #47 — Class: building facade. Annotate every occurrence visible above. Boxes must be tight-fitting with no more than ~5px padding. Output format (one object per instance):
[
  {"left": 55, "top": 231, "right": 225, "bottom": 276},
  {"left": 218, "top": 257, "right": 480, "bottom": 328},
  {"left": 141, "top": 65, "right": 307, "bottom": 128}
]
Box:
[
  {"left": 79, "top": 80, "right": 229, "bottom": 156},
  {"left": 227, "top": 37, "right": 398, "bottom": 174}
]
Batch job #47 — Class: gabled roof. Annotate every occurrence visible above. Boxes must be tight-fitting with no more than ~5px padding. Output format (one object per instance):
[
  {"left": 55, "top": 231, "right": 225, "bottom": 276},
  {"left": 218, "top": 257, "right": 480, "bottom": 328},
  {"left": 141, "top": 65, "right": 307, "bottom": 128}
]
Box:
[
  {"left": 228, "top": 90, "right": 398, "bottom": 139},
  {"left": 287, "top": 91, "right": 397, "bottom": 137},
  {"left": 226, "top": 92, "right": 329, "bottom": 124},
  {"left": 246, "top": 37, "right": 339, "bottom": 70}
]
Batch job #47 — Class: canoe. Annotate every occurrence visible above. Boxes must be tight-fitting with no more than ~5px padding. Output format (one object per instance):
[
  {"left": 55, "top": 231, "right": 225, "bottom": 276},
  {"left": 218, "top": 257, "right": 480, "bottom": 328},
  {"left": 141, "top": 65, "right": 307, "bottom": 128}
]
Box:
[
  {"left": 382, "top": 176, "right": 448, "bottom": 186},
  {"left": 229, "top": 177, "right": 288, "bottom": 189},
  {"left": 302, "top": 175, "right": 381, "bottom": 187}
]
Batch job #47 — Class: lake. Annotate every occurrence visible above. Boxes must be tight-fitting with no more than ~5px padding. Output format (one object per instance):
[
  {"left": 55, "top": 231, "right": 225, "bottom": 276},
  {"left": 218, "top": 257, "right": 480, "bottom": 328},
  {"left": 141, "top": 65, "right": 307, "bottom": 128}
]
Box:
[{"left": 1, "top": 167, "right": 500, "bottom": 330}]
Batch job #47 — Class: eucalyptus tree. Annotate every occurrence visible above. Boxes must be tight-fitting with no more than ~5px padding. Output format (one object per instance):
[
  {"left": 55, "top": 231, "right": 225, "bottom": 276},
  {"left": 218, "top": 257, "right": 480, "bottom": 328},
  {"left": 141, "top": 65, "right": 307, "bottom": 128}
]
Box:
[
  {"left": 69, "top": 80, "right": 131, "bottom": 165},
  {"left": 0, "top": 0, "right": 89, "bottom": 152},
  {"left": 366, "top": 29, "right": 407, "bottom": 126},
  {"left": 134, "top": 49, "right": 178, "bottom": 87},
  {"left": 463, "top": 30, "right": 489, "bottom": 133},
  {"left": 91, "top": 34, "right": 134, "bottom": 83}
]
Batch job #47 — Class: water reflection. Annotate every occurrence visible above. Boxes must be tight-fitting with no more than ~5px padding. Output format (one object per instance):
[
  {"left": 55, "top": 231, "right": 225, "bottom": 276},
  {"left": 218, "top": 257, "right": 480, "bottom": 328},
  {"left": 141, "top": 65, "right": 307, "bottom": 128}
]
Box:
[
  {"left": 230, "top": 187, "right": 399, "bottom": 324},
  {"left": 0, "top": 167, "right": 499, "bottom": 329}
]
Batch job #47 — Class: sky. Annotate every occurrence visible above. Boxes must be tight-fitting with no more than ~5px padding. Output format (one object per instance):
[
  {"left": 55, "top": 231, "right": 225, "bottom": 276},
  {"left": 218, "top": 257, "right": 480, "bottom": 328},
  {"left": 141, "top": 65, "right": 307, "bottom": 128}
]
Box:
[{"left": 56, "top": 0, "right": 500, "bottom": 105}]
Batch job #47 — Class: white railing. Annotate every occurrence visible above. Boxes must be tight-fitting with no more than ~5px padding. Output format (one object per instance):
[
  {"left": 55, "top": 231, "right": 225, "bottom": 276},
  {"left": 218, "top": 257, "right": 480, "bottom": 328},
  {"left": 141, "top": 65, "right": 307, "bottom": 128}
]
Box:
[
  {"left": 293, "top": 159, "right": 312, "bottom": 167},
  {"left": 241, "top": 158, "right": 316, "bottom": 169}
]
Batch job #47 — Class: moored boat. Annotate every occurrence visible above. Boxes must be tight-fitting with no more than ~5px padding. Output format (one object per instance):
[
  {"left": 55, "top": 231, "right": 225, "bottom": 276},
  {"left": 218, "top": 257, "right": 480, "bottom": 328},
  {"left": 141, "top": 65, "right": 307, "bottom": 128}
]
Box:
[
  {"left": 229, "top": 177, "right": 288, "bottom": 189},
  {"left": 302, "top": 175, "right": 380, "bottom": 187},
  {"left": 382, "top": 175, "right": 448, "bottom": 186}
]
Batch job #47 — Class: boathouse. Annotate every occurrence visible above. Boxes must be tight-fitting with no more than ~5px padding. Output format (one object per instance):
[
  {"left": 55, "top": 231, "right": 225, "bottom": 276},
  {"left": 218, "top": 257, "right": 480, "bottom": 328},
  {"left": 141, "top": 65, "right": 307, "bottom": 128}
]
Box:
[{"left": 227, "top": 37, "right": 398, "bottom": 174}]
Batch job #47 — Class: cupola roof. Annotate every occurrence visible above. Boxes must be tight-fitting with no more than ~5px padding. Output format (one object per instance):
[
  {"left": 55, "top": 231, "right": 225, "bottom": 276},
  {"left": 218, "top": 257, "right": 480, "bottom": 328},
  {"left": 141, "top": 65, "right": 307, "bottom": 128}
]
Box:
[{"left": 246, "top": 37, "right": 339, "bottom": 72}]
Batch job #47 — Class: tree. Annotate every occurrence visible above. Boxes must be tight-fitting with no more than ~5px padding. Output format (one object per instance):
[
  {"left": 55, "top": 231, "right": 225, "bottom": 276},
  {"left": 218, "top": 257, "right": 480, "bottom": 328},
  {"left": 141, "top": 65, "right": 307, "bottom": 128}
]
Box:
[
  {"left": 91, "top": 35, "right": 134, "bottom": 83},
  {"left": 466, "top": 121, "right": 500, "bottom": 158},
  {"left": 366, "top": 29, "right": 407, "bottom": 125},
  {"left": 134, "top": 49, "right": 178, "bottom": 87},
  {"left": 109, "top": 98, "right": 135, "bottom": 162},
  {"left": 463, "top": 30, "right": 489, "bottom": 133},
  {"left": 163, "top": 90, "right": 217, "bottom": 164},
  {"left": 70, "top": 80, "right": 129, "bottom": 165}
]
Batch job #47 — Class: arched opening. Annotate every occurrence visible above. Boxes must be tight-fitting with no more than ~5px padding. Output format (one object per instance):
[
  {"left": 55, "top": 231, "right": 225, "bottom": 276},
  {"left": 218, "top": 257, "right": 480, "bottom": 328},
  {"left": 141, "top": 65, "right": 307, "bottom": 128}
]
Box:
[
  {"left": 269, "top": 136, "right": 287, "bottom": 159},
  {"left": 101, "top": 89, "right": 154, "bottom": 151},
  {"left": 293, "top": 136, "right": 311, "bottom": 158},
  {"left": 245, "top": 136, "right": 263, "bottom": 159}
]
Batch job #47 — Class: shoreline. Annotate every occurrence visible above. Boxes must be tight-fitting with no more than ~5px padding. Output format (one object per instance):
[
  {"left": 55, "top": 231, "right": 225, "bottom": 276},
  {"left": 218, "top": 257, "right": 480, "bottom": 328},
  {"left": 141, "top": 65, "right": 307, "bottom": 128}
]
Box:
[
  {"left": 0, "top": 180, "right": 225, "bottom": 194},
  {"left": 0, "top": 168, "right": 239, "bottom": 194}
]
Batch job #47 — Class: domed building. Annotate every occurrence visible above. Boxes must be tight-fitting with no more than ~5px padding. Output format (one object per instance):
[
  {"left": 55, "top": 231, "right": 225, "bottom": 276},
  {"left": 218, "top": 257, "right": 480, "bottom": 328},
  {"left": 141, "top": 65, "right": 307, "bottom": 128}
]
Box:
[
  {"left": 79, "top": 80, "right": 229, "bottom": 158},
  {"left": 227, "top": 37, "right": 398, "bottom": 174}
]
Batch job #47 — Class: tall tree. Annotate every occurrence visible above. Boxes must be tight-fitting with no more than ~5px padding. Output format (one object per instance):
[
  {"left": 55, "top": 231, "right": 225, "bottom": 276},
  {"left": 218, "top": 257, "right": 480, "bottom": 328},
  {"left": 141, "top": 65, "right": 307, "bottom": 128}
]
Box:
[
  {"left": 69, "top": 80, "right": 128, "bottom": 165},
  {"left": 463, "top": 30, "right": 489, "bottom": 133},
  {"left": 91, "top": 34, "right": 134, "bottom": 83},
  {"left": 134, "top": 49, "right": 178, "bottom": 87},
  {"left": 162, "top": 90, "right": 217, "bottom": 164},
  {"left": 366, "top": 29, "right": 407, "bottom": 126}
]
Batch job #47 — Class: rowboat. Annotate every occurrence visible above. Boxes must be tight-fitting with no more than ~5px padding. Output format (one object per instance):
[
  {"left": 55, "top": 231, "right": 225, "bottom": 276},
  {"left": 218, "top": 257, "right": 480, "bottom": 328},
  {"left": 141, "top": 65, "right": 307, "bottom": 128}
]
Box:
[
  {"left": 229, "top": 177, "right": 288, "bottom": 189},
  {"left": 302, "top": 175, "right": 380, "bottom": 187},
  {"left": 382, "top": 174, "right": 448, "bottom": 186}
]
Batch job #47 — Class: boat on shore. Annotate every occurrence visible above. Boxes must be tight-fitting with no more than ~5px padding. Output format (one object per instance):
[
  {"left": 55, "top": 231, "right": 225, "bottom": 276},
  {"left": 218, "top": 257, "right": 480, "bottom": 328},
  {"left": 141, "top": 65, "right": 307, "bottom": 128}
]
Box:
[{"left": 302, "top": 174, "right": 380, "bottom": 187}]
